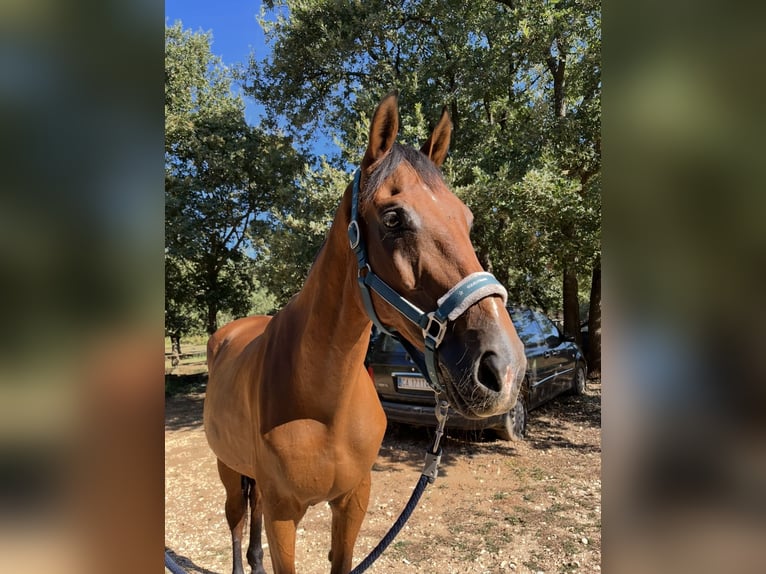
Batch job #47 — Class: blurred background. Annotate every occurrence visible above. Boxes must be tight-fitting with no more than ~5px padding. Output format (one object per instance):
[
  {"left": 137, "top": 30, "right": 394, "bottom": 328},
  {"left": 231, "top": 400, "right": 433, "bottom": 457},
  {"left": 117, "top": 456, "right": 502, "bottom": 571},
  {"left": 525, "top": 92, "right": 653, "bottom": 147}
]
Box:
[
  {"left": 0, "top": 0, "right": 162, "bottom": 572},
  {"left": 0, "top": 0, "right": 764, "bottom": 572},
  {"left": 605, "top": 0, "right": 766, "bottom": 572}
]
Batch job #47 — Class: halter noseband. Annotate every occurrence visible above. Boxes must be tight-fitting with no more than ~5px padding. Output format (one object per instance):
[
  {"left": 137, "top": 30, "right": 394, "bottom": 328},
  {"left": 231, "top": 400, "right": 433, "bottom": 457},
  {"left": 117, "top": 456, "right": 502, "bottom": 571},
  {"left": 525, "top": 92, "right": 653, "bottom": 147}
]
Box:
[{"left": 348, "top": 168, "right": 508, "bottom": 394}]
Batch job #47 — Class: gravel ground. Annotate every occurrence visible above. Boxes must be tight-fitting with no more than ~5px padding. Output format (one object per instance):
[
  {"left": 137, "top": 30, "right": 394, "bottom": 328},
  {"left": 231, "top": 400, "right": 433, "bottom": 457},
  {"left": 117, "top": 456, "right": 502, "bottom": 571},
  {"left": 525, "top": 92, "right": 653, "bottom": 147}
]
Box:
[{"left": 165, "top": 378, "right": 601, "bottom": 573}]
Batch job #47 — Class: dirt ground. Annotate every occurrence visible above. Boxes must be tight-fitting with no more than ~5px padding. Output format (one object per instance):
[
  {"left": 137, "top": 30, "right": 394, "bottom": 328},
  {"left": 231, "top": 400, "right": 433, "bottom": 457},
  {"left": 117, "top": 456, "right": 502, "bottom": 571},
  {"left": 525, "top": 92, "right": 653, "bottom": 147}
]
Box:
[{"left": 165, "top": 378, "right": 601, "bottom": 574}]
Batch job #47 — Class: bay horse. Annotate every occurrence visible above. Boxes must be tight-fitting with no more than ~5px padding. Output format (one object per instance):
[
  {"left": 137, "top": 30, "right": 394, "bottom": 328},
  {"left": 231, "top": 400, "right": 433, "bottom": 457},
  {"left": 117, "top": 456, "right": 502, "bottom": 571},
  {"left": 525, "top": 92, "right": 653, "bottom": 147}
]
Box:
[{"left": 204, "top": 92, "right": 526, "bottom": 574}]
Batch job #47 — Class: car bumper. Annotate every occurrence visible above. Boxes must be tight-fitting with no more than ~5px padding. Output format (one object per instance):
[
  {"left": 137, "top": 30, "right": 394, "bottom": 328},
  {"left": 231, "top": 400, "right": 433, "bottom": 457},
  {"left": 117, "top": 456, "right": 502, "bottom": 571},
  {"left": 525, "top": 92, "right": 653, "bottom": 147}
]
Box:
[{"left": 379, "top": 398, "right": 506, "bottom": 431}]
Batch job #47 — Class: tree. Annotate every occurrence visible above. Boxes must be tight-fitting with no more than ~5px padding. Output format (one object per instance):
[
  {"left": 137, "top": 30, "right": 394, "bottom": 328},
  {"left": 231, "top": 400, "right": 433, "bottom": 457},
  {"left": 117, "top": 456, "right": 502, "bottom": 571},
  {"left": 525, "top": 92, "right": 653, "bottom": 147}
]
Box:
[
  {"left": 165, "top": 252, "right": 201, "bottom": 364},
  {"left": 510, "top": 0, "right": 601, "bottom": 344},
  {"left": 251, "top": 159, "right": 346, "bottom": 306},
  {"left": 248, "top": 0, "right": 600, "bottom": 364},
  {"left": 165, "top": 22, "right": 303, "bottom": 337}
]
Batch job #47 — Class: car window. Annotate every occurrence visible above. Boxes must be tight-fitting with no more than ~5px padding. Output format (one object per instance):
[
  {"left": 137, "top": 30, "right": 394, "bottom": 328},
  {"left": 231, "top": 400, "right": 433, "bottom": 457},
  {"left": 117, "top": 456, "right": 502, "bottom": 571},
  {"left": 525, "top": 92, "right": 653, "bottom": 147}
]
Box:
[
  {"left": 508, "top": 307, "right": 544, "bottom": 347},
  {"left": 532, "top": 310, "right": 561, "bottom": 346}
]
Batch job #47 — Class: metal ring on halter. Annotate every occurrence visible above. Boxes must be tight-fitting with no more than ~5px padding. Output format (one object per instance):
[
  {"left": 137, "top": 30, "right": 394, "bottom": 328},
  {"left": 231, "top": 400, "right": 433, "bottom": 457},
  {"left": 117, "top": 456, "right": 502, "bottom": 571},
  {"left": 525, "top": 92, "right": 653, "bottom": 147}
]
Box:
[
  {"left": 422, "top": 312, "right": 447, "bottom": 348},
  {"left": 348, "top": 220, "right": 361, "bottom": 249}
]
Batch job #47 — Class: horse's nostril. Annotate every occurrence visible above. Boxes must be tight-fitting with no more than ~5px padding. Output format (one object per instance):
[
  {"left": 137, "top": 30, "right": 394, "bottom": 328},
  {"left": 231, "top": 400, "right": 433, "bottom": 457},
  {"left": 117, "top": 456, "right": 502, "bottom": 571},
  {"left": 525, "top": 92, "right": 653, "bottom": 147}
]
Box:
[{"left": 476, "top": 352, "right": 504, "bottom": 393}]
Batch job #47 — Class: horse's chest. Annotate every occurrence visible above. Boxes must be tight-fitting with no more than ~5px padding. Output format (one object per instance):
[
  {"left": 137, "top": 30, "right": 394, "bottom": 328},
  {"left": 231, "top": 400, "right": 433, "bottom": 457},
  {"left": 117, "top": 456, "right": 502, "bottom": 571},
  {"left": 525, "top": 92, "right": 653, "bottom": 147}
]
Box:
[{"left": 258, "top": 418, "right": 378, "bottom": 503}]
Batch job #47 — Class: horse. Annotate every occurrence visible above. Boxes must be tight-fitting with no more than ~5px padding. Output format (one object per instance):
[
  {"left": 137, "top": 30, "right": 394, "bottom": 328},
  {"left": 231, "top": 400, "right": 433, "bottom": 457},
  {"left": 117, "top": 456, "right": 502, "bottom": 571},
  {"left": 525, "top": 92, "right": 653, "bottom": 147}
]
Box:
[{"left": 203, "top": 92, "right": 527, "bottom": 574}]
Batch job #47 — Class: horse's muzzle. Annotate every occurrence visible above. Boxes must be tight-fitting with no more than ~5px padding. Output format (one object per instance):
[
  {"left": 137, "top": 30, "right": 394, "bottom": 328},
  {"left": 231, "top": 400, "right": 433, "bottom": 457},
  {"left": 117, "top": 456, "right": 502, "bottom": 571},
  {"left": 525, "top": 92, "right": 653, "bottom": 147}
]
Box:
[{"left": 438, "top": 320, "right": 526, "bottom": 419}]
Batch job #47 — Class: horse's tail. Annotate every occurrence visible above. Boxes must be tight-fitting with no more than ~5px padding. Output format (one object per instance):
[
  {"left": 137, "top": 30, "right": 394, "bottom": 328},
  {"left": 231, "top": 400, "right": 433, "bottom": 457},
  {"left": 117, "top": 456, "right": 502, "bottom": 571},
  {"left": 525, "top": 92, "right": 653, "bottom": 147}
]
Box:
[{"left": 241, "top": 474, "right": 255, "bottom": 527}]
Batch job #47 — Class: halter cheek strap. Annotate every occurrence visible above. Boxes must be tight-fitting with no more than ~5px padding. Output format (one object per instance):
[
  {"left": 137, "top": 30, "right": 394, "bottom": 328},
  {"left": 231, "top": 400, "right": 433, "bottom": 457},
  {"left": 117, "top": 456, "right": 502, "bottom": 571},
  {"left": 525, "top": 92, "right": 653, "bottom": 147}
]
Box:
[{"left": 348, "top": 169, "right": 508, "bottom": 393}]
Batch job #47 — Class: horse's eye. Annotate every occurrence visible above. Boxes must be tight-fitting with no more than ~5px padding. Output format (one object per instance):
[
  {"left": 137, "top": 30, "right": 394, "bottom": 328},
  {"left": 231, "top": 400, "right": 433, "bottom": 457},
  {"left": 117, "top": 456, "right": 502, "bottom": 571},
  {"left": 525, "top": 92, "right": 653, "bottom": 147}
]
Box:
[{"left": 382, "top": 210, "right": 402, "bottom": 229}]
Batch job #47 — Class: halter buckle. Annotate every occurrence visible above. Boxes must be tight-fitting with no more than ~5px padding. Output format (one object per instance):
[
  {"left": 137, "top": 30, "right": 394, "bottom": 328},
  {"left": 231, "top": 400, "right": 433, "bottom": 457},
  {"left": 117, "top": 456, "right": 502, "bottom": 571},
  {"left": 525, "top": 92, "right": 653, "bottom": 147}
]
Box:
[{"left": 423, "top": 312, "right": 447, "bottom": 348}]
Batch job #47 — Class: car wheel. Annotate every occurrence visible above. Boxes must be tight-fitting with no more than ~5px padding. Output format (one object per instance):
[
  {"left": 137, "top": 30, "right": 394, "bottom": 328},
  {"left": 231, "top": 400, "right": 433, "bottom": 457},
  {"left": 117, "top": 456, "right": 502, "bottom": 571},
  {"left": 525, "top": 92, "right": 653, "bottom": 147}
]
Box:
[
  {"left": 496, "top": 391, "right": 527, "bottom": 441},
  {"left": 571, "top": 364, "right": 587, "bottom": 395}
]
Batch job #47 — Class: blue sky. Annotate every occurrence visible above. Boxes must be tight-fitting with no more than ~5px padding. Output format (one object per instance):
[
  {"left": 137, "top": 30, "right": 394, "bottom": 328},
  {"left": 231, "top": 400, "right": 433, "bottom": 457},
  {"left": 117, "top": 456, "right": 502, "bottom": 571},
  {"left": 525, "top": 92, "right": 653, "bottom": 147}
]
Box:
[
  {"left": 166, "top": 0, "right": 337, "bottom": 158},
  {"left": 165, "top": 0, "right": 269, "bottom": 125}
]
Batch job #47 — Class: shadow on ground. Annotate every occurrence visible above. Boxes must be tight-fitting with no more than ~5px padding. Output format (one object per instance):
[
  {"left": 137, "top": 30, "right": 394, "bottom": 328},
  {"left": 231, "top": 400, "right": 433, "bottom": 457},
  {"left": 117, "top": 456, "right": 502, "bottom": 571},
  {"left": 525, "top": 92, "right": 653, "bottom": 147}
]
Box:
[
  {"left": 373, "top": 422, "right": 520, "bottom": 479},
  {"left": 525, "top": 386, "right": 602, "bottom": 453},
  {"left": 165, "top": 374, "right": 208, "bottom": 432},
  {"left": 165, "top": 377, "right": 601, "bottom": 459}
]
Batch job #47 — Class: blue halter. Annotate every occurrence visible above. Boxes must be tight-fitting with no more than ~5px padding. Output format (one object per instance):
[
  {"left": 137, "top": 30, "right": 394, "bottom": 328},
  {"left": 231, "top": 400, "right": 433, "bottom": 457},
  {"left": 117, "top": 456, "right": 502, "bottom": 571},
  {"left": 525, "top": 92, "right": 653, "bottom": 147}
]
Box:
[{"left": 348, "top": 168, "right": 508, "bottom": 394}]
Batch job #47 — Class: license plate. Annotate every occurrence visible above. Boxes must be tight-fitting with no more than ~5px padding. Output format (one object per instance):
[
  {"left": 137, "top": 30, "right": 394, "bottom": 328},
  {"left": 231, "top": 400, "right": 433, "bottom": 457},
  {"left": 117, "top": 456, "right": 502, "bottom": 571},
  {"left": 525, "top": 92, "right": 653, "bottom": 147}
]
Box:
[{"left": 396, "top": 374, "right": 431, "bottom": 392}]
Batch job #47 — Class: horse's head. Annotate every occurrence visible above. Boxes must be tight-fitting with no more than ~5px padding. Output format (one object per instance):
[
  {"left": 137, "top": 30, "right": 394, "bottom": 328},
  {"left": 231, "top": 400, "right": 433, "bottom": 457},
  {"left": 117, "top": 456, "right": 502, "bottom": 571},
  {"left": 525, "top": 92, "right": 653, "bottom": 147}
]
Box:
[{"left": 352, "top": 92, "right": 526, "bottom": 419}]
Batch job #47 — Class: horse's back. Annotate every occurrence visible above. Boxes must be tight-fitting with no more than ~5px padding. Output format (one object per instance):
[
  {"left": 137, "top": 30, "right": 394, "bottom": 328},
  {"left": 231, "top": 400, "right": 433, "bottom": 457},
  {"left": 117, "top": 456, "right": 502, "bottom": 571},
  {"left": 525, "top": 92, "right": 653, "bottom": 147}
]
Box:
[{"left": 204, "top": 315, "right": 272, "bottom": 477}]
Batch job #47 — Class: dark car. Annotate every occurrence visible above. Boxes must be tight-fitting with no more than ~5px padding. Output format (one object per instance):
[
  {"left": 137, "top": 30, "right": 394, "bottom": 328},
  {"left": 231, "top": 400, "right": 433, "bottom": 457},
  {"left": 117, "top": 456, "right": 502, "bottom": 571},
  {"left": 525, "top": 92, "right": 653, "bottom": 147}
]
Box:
[{"left": 366, "top": 306, "right": 587, "bottom": 440}]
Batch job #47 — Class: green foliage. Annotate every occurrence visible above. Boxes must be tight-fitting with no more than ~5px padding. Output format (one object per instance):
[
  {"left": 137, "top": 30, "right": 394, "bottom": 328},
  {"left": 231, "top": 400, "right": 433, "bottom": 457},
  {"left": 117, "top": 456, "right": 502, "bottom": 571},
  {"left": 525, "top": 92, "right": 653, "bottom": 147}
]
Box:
[
  {"left": 251, "top": 159, "right": 347, "bottom": 306},
  {"left": 165, "top": 22, "right": 303, "bottom": 335},
  {"left": 248, "top": 0, "right": 601, "bottom": 316},
  {"left": 165, "top": 252, "right": 203, "bottom": 336},
  {"left": 164, "top": 1, "right": 600, "bottom": 357},
  {"left": 460, "top": 156, "right": 600, "bottom": 311},
  {"left": 249, "top": 280, "right": 279, "bottom": 315}
]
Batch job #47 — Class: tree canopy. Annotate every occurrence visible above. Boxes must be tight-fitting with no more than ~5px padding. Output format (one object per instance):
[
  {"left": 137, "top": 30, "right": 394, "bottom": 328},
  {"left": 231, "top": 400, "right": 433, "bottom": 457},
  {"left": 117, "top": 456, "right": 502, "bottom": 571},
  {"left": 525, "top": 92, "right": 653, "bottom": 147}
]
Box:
[
  {"left": 165, "top": 3, "right": 601, "bottom": 369},
  {"left": 248, "top": 0, "right": 600, "bottom": 337},
  {"left": 165, "top": 22, "right": 303, "bottom": 340}
]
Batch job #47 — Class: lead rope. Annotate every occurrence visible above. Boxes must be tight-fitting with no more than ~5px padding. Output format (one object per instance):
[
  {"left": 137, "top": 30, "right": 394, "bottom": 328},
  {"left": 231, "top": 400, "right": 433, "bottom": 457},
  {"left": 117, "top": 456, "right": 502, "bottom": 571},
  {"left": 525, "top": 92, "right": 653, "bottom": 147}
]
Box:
[
  {"left": 350, "top": 399, "right": 450, "bottom": 574},
  {"left": 164, "top": 551, "right": 187, "bottom": 574}
]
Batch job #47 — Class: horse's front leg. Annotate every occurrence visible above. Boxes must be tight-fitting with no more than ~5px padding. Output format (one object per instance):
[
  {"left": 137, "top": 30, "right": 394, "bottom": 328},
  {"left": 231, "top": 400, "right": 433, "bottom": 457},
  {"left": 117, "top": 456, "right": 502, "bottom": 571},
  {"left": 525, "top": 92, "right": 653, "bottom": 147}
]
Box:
[
  {"left": 262, "top": 501, "right": 306, "bottom": 574},
  {"left": 328, "top": 473, "right": 372, "bottom": 574}
]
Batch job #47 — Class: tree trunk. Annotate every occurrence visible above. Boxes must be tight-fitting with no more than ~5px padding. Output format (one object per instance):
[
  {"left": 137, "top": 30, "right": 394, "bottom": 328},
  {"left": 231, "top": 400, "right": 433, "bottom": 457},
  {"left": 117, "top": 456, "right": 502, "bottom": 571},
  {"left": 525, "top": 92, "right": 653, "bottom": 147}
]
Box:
[
  {"left": 206, "top": 304, "right": 218, "bottom": 335},
  {"left": 550, "top": 36, "right": 578, "bottom": 344},
  {"left": 170, "top": 334, "right": 181, "bottom": 368},
  {"left": 562, "top": 267, "right": 580, "bottom": 345},
  {"left": 587, "top": 257, "right": 601, "bottom": 376},
  {"left": 546, "top": 39, "right": 567, "bottom": 120},
  {"left": 450, "top": 100, "right": 459, "bottom": 133}
]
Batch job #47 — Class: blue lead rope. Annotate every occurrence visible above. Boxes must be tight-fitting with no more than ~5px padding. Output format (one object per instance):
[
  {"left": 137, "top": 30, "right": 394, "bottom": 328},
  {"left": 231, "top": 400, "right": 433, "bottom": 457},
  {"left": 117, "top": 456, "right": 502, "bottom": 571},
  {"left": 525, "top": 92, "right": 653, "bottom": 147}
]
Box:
[
  {"left": 350, "top": 400, "right": 449, "bottom": 574},
  {"left": 164, "top": 551, "right": 188, "bottom": 574},
  {"left": 349, "top": 474, "right": 430, "bottom": 574}
]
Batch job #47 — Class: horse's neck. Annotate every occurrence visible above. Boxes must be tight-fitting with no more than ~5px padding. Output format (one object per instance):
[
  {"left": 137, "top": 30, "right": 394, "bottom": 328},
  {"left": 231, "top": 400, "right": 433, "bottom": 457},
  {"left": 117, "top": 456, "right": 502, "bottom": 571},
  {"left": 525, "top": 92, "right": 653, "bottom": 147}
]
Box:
[{"left": 287, "top": 189, "right": 371, "bottom": 382}]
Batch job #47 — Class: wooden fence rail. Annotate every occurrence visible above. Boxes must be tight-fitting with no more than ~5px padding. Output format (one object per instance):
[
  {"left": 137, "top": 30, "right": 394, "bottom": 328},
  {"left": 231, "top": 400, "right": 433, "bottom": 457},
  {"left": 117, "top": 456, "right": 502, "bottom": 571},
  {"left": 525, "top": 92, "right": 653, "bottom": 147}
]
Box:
[
  {"left": 165, "top": 350, "right": 208, "bottom": 372},
  {"left": 164, "top": 352, "right": 206, "bottom": 359}
]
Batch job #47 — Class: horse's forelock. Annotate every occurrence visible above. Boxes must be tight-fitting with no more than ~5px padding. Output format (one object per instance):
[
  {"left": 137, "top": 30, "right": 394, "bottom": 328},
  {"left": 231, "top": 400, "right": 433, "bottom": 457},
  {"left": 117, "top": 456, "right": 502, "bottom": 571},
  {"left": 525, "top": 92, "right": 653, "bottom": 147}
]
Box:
[{"left": 361, "top": 144, "right": 445, "bottom": 205}]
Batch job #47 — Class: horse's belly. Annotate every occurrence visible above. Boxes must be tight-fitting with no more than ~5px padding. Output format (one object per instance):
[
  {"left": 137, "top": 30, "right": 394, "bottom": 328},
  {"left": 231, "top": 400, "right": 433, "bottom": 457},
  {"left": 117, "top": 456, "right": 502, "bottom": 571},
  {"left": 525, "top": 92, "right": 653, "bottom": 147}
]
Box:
[
  {"left": 203, "top": 375, "right": 257, "bottom": 477},
  {"left": 205, "top": 419, "right": 256, "bottom": 477}
]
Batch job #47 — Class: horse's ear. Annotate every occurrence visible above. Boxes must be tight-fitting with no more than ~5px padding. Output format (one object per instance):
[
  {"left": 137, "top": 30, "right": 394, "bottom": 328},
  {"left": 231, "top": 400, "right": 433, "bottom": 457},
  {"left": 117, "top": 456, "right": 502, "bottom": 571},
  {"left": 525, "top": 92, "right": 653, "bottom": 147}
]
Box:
[
  {"left": 420, "top": 106, "right": 452, "bottom": 167},
  {"left": 364, "top": 91, "right": 399, "bottom": 166}
]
